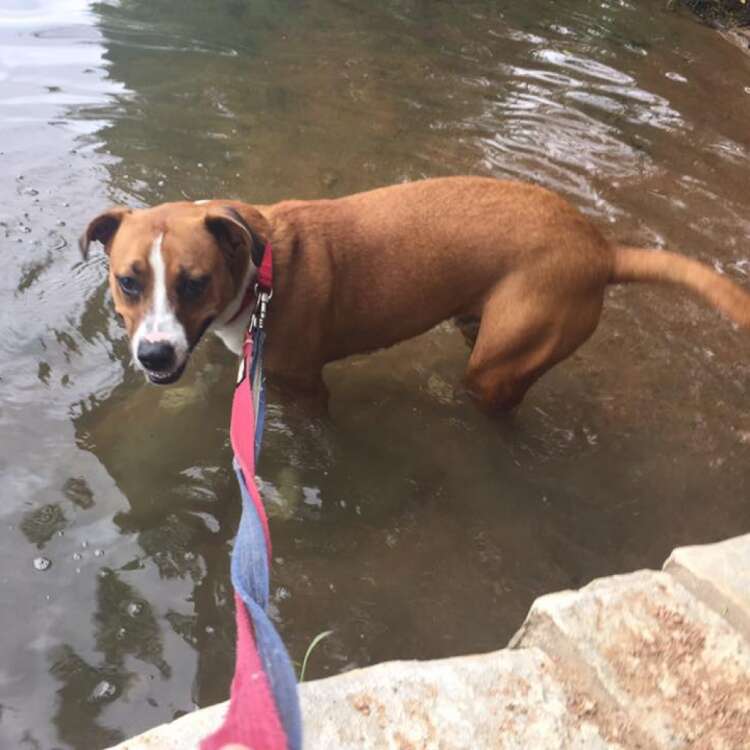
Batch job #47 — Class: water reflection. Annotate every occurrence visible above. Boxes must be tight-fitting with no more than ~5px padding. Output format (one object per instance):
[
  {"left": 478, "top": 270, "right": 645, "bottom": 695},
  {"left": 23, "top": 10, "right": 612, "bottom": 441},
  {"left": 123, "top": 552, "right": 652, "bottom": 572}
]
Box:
[
  {"left": 72, "top": 349, "right": 241, "bottom": 710},
  {"left": 1, "top": 0, "right": 750, "bottom": 748},
  {"left": 48, "top": 567, "right": 170, "bottom": 748},
  {"left": 20, "top": 503, "right": 68, "bottom": 547}
]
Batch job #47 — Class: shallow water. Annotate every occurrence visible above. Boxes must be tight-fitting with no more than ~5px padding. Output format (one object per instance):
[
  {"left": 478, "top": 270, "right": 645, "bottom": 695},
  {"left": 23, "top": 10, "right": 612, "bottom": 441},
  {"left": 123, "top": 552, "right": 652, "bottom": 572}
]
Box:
[{"left": 1, "top": 0, "right": 749, "bottom": 746}]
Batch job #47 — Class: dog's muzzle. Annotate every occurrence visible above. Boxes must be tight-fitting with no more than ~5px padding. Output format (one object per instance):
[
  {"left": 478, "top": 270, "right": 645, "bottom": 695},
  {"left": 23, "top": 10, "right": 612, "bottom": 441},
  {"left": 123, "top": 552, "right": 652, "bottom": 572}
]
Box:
[{"left": 137, "top": 340, "right": 186, "bottom": 384}]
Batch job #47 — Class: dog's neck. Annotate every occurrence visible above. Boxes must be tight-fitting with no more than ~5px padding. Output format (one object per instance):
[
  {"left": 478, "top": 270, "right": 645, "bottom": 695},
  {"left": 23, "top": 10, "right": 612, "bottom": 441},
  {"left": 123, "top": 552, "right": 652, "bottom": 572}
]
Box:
[
  {"left": 211, "top": 206, "right": 281, "bottom": 355},
  {"left": 211, "top": 258, "right": 258, "bottom": 355}
]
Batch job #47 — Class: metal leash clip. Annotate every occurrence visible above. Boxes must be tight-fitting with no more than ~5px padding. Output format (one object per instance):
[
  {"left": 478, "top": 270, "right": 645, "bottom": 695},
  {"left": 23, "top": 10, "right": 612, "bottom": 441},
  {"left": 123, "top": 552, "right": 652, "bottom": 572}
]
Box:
[{"left": 250, "top": 285, "right": 273, "bottom": 332}]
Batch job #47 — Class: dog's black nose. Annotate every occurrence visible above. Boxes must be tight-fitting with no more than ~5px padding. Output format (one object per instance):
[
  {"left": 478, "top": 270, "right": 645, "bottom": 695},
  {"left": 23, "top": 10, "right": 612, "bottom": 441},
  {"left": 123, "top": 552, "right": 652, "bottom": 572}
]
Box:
[{"left": 137, "top": 340, "right": 176, "bottom": 372}]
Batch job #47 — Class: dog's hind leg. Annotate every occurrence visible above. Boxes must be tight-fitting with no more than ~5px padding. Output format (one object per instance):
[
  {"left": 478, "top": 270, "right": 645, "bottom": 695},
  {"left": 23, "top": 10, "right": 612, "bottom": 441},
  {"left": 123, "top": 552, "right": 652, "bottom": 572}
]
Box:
[{"left": 463, "top": 276, "right": 603, "bottom": 413}]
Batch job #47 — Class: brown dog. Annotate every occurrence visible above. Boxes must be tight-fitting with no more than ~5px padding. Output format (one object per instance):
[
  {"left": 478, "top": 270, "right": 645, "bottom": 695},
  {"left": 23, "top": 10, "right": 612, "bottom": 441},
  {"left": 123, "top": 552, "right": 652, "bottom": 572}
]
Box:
[{"left": 80, "top": 176, "right": 750, "bottom": 411}]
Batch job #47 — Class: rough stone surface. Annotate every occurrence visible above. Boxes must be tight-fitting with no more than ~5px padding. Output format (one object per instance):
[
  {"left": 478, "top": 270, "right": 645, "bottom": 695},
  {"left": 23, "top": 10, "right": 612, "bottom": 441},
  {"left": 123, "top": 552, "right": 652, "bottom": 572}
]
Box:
[
  {"left": 110, "top": 648, "right": 629, "bottom": 749},
  {"left": 664, "top": 533, "right": 750, "bottom": 643},
  {"left": 109, "top": 703, "right": 225, "bottom": 750},
  {"left": 511, "top": 570, "right": 750, "bottom": 750},
  {"left": 107, "top": 535, "right": 750, "bottom": 750},
  {"left": 297, "top": 649, "right": 630, "bottom": 750}
]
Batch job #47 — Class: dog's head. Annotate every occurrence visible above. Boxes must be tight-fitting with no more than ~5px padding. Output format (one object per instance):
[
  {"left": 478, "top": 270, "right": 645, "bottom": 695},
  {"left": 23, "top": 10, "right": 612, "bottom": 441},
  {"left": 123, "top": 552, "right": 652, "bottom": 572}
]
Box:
[{"left": 80, "top": 201, "right": 268, "bottom": 384}]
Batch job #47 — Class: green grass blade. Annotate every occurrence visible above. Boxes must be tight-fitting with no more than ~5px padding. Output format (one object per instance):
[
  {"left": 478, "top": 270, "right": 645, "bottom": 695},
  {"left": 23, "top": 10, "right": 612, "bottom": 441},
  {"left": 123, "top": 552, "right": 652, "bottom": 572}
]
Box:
[{"left": 299, "top": 629, "right": 334, "bottom": 682}]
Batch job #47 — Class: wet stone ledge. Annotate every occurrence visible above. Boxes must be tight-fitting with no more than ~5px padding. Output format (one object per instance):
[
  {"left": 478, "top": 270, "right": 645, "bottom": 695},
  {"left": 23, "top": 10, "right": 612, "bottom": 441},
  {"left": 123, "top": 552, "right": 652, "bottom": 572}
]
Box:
[{"left": 108, "top": 534, "right": 750, "bottom": 750}]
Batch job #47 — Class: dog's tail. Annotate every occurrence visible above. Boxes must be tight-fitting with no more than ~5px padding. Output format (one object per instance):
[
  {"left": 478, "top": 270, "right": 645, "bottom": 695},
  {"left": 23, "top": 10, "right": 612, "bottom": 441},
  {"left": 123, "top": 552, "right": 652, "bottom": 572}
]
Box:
[{"left": 611, "top": 245, "right": 750, "bottom": 329}]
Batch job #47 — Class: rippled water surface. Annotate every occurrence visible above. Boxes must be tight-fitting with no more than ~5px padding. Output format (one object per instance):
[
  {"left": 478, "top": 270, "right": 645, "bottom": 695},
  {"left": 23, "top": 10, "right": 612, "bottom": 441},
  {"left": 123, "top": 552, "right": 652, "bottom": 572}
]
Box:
[{"left": 2, "top": 1, "right": 750, "bottom": 746}]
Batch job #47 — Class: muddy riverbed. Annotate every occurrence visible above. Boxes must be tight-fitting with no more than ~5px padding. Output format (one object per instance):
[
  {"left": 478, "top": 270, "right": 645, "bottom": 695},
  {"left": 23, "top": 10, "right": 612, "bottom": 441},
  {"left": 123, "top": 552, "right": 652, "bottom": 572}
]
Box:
[{"left": 1, "top": 1, "right": 749, "bottom": 747}]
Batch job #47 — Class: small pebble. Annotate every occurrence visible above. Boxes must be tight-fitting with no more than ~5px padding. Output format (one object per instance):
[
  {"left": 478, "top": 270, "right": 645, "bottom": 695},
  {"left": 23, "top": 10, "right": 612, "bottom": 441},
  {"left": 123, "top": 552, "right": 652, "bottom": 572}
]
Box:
[
  {"left": 33, "top": 557, "right": 52, "bottom": 571},
  {"left": 90, "top": 680, "right": 116, "bottom": 702},
  {"left": 665, "top": 71, "right": 687, "bottom": 83}
]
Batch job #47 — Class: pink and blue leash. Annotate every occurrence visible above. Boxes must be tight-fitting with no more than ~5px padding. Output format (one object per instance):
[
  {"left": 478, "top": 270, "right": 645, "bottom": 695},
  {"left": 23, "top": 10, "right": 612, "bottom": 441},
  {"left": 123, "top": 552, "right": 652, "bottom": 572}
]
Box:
[{"left": 202, "top": 248, "right": 302, "bottom": 750}]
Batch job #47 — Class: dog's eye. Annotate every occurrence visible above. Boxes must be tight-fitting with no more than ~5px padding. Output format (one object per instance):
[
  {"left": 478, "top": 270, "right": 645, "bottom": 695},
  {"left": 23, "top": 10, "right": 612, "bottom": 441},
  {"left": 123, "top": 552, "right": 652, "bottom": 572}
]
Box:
[
  {"left": 179, "top": 274, "right": 210, "bottom": 301},
  {"left": 117, "top": 275, "right": 141, "bottom": 298}
]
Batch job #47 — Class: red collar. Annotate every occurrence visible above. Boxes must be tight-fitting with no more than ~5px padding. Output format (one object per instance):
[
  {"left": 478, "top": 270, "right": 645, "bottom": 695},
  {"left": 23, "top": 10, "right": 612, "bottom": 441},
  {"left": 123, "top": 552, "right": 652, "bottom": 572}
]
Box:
[{"left": 226, "top": 244, "right": 273, "bottom": 326}]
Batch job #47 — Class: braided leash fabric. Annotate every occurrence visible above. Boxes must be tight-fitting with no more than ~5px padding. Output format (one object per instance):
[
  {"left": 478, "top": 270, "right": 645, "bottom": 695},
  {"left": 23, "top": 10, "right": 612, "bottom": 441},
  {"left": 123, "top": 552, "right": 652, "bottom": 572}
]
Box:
[{"left": 201, "top": 250, "right": 302, "bottom": 750}]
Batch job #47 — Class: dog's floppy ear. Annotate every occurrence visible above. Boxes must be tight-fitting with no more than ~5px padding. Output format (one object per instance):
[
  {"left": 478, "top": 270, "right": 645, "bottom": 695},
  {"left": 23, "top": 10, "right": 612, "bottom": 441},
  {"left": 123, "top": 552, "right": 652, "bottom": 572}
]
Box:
[
  {"left": 204, "top": 207, "right": 266, "bottom": 268},
  {"left": 79, "top": 207, "right": 130, "bottom": 260}
]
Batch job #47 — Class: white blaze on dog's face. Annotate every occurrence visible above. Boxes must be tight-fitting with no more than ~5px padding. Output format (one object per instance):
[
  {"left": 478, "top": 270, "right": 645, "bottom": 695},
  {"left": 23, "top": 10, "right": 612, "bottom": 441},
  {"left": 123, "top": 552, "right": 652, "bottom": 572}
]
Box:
[
  {"left": 79, "top": 201, "right": 268, "bottom": 384},
  {"left": 127, "top": 232, "right": 190, "bottom": 383}
]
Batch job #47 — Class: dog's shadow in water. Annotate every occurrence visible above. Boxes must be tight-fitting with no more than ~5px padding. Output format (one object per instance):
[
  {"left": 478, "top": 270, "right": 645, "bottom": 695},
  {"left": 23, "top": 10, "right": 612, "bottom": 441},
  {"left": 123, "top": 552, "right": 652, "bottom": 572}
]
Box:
[{"left": 72, "top": 340, "right": 248, "bottom": 702}]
